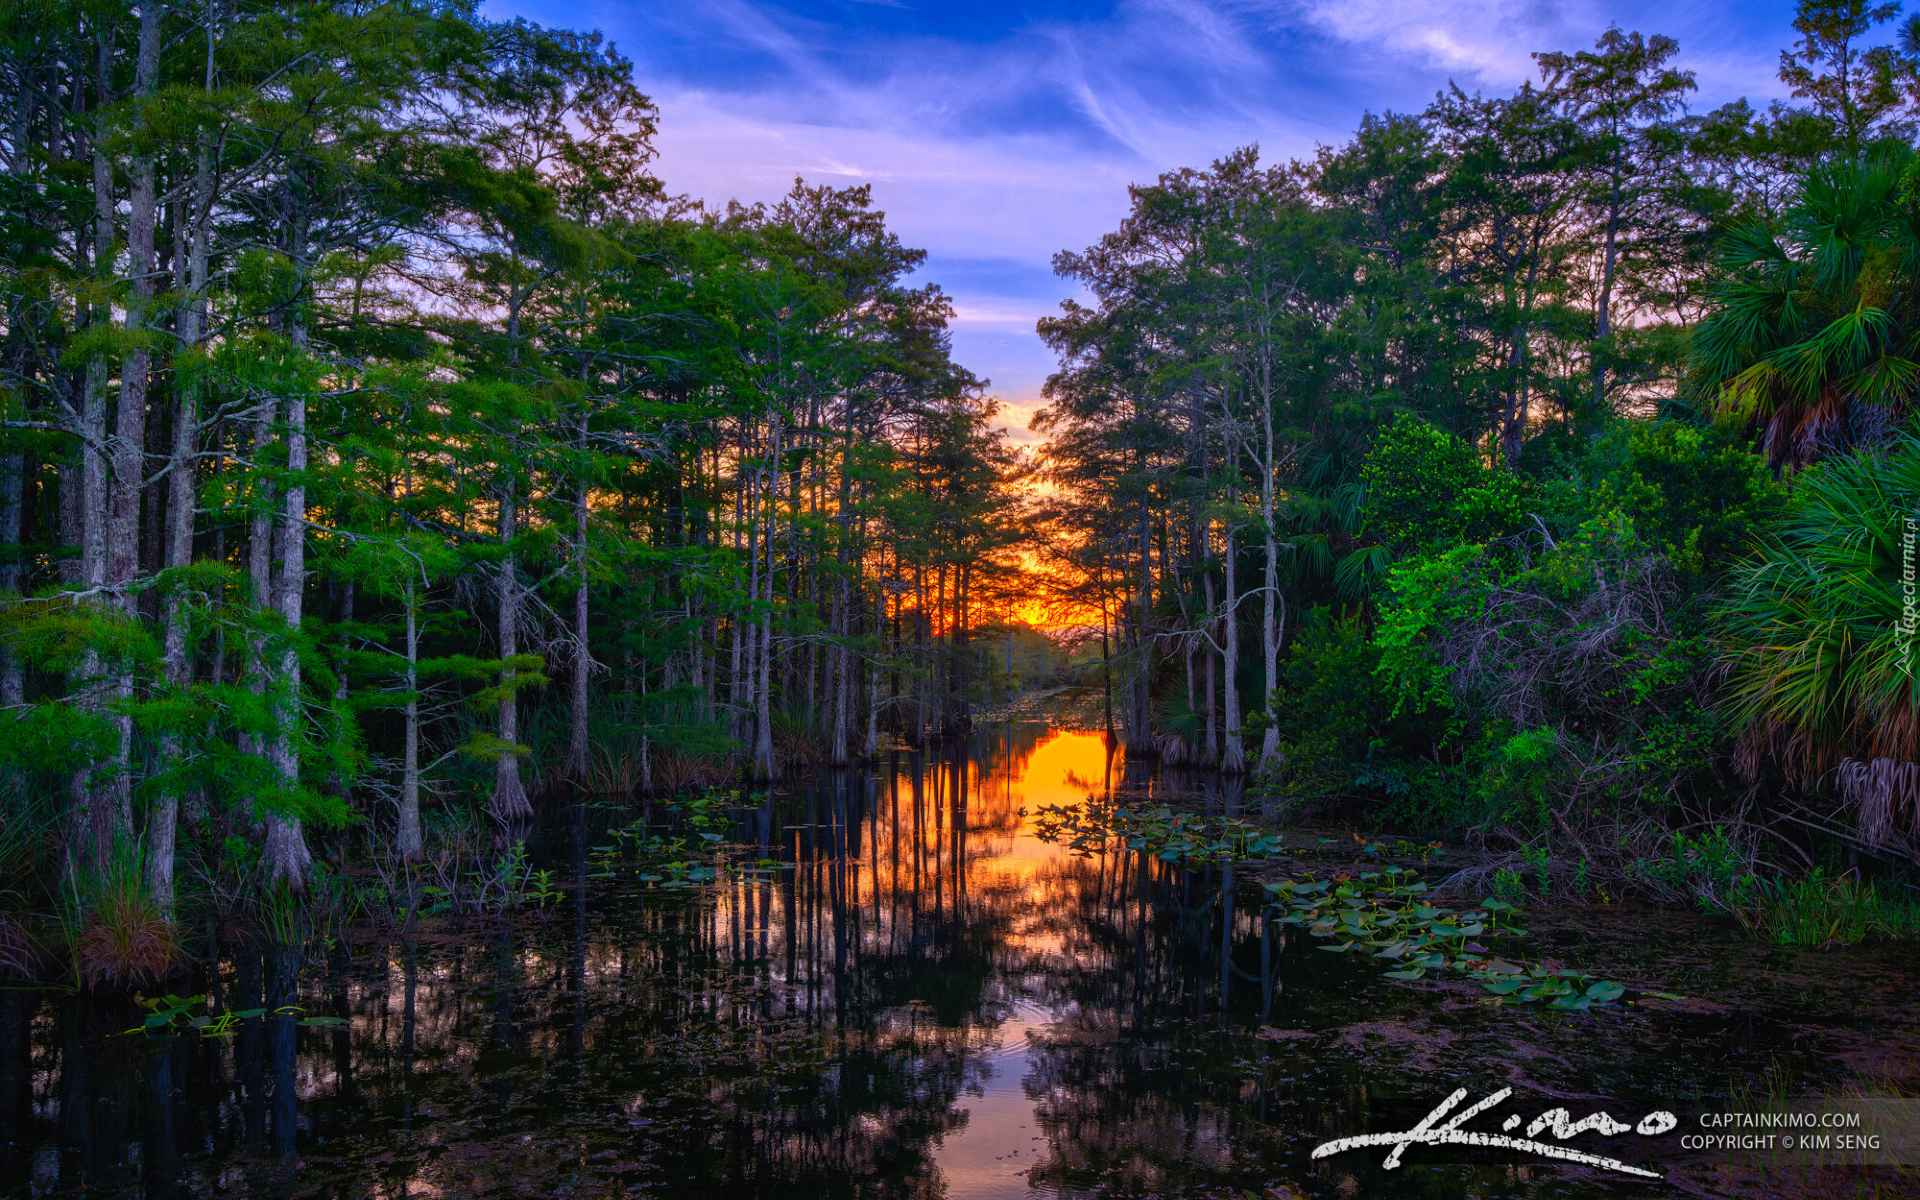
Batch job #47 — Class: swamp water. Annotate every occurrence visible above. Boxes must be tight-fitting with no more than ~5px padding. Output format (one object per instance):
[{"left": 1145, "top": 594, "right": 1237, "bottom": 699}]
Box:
[{"left": 5, "top": 725, "right": 1918, "bottom": 1200}]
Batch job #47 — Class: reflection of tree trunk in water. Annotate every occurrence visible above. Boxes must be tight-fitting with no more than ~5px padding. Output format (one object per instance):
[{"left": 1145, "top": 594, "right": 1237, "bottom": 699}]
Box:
[
  {"left": 236, "top": 943, "right": 267, "bottom": 1151},
  {"left": 1223, "top": 772, "right": 1248, "bottom": 823},
  {"left": 491, "top": 919, "right": 521, "bottom": 1116},
  {"left": 757, "top": 792, "right": 776, "bottom": 1009},
  {"left": 885, "top": 762, "right": 901, "bottom": 954},
  {"left": 847, "top": 766, "right": 865, "bottom": 862},
  {"left": 1132, "top": 849, "right": 1149, "bottom": 1035},
  {"left": 1259, "top": 904, "right": 1276, "bottom": 1026},
  {"left": 1119, "top": 742, "right": 1151, "bottom": 794},
  {"left": 928, "top": 755, "right": 944, "bottom": 932},
  {"left": 908, "top": 752, "right": 924, "bottom": 950},
  {"left": 0, "top": 987, "right": 28, "bottom": 1188},
  {"left": 267, "top": 942, "right": 300, "bottom": 1159},
  {"left": 53, "top": 1004, "right": 92, "bottom": 1191},
  {"left": 781, "top": 817, "right": 798, "bottom": 986},
  {"left": 327, "top": 944, "right": 353, "bottom": 1114},
  {"left": 400, "top": 937, "right": 418, "bottom": 1139},
  {"left": 831, "top": 770, "right": 848, "bottom": 1008},
  {"left": 140, "top": 1036, "right": 181, "bottom": 1199},
  {"left": 569, "top": 801, "right": 587, "bottom": 1064},
  {"left": 1219, "top": 861, "right": 1233, "bottom": 1016},
  {"left": 952, "top": 749, "right": 968, "bottom": 915}
]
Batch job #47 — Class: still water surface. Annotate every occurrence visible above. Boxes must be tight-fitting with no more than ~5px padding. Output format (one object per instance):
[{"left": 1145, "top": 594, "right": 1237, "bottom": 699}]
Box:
[{"left": 2, "top": 725, "right": 1896, "bottom": 1198}]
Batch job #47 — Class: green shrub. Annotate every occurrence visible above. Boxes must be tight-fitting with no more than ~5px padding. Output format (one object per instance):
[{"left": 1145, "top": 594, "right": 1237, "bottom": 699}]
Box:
[
  {"left": 1361, "top": 414, "right": 1529, "bottom": 552},
  {"left": 1629, "top": 827, "right": 1756, "bottom": 905},
  {"left": 1540, "top": 419, "right": 1779, "bottom": 573}
]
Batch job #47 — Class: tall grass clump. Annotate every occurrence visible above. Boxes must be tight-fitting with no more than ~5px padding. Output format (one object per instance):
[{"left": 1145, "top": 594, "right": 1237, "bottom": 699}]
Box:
[
  {"left": 71, "top": 873, "right": 179, "bottom": 990},
  {"left": 1732, "top": 869, "right": 1920, "bottom": 947}
]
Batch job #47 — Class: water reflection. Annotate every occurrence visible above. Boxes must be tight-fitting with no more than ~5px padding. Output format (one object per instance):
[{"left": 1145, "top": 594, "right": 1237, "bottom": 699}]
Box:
[{"left": 0, "top": 727, "right": 1843, "bottom": 1199}]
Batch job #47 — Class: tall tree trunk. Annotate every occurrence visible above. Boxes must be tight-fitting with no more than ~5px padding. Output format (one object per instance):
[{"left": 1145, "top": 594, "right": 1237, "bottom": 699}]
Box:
[
  {"left": 913, "top": 563, "right": 929, "bottom": 747},
  {"left": 264, "top": 227, "right": 313, "bottom": 892},
  {"left": 110, "top": 0, "right": 165, "bottom": 899},
  {"left": 752, "top": 415, "right": 779, "bottom": 779},
  {"left": 0, "top": 74, "right": 29, "bottom": 757},
  {"left": 830, "top": 574, "right": 849, "bottom": 764},
  {"left": 1257, "top": 373, "right": 1283, "bottom": 773},
  {"left": 728, "top": 428, "right": 747, "bottom": 745},
  {"left": 68, "top": 51, "right": 119, "bottom": 876},
  {"left": 565, "top": 426, "right": 590, "bottom": 784},
  {"left": 1201, "top": 570, "right": 1218, "bottom": 766},
  {"left": 244, "top": 390, "right": 279, "bottom": 777},
  {"left": 1100, "top": 592, "right": 1114, "bottom": 741},
  {"left": 150, "top": 123, "right": 215, "bottom": 914},
  {"left": 1221, "top": 520, "right": 1245, "bottom": 775},
  {"left": 862, "top": 583, "right": 881, "bottom": 758},
  {"left": 1133, "top": 494, "right": 1152, "bottom": 749},
  {"left": 0, "top": 451, "right": 22, "bottom": 797},
  {"left": 1591, "top": 175, "right": 1622, "bottom": 415},
  {"left": 396, "top": 578, "right": 423, "bottom": 860},
  {"left": 491, "top": 485, "right": 532, "bottom": 822}
]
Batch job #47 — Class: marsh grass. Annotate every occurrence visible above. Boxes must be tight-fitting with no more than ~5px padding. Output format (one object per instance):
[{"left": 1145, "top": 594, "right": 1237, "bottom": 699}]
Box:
[
  {"left": 0, "top": 913, "right": 30, "bottom": 977},
  {"left": 72, "top": 876, "right": 178, "bottom": 991},
  {"left": 1733, "top": 870, "right": 1920, "bottom": 947}
]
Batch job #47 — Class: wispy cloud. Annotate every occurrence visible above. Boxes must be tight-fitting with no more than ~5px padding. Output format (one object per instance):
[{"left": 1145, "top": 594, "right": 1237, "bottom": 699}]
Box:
[{"left": 496, "top": 0, "right": 1809, "bottom": 439}]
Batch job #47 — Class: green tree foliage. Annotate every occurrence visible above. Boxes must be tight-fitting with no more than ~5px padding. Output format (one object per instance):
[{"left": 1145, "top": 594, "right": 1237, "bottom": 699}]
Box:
[
  {"left": 1033, "top": 2, "right": 1920, "bottom": 888},
  {"left": 1719, "top": 434, "right": 1920, "bottom": 846},
  {"left": 0, "top": 0, "right": 1030, "bottom": 927},
  {"left": 1688, "top": 150, "right": 1920, "bottom": 466}
]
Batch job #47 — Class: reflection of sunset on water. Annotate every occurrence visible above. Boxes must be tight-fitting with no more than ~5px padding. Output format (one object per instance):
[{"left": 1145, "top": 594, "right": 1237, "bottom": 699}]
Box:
[{"left": 21, "top": 719, "right": 1807, "bottom": 1200}]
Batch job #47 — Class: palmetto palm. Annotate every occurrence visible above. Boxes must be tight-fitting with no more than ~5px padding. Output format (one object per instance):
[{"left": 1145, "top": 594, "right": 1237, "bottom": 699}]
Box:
[
  {"left": 1719, "top": 434, "right": 1920, "bottom": 847},
  {"left": 1689, "top": 152, "right": 1920, "bottom": 468}
]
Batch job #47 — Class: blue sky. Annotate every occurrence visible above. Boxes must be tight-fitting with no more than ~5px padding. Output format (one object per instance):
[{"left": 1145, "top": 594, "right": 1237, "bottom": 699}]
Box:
[{"left": 489, "top": 0, "right": 1809, "bottom": 442}]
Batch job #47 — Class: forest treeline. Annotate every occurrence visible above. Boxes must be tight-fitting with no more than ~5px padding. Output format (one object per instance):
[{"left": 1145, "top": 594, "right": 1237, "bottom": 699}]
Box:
[
  {"left": 1035, "top": 0, "right": 1920, "bottom": 899},
  {"left": 7, "top": 0, "right": 1920, "bottom": 973},
  {"left": 0, "top": 0, "right": 1035, "bottom": 943}
]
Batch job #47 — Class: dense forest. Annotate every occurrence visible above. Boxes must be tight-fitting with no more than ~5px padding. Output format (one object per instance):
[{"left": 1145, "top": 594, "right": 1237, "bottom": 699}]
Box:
[
  {"left": 1035, "top": 1, "right": 1920, "bottom": 912},
  {"left": 5, "top": 0, "right": 1920, "bottom": 985},
  {"left": 0, "top": 0, "right": 1039, "bottom": 949}
]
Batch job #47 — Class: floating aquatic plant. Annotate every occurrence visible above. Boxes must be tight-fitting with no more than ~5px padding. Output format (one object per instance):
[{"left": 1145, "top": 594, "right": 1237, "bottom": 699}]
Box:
[
  {"left": 1031, "top": 799, "right": 1286, "bottom": 864},
  {"left": 122, "top": 993, "right": 349, "bottom": 1039},
  {"left": 1263, "top": 868, "right": 1627, "bottom": 1011},
  {"left": 590, "top": 790, "right": 738, "bottom": 887}
]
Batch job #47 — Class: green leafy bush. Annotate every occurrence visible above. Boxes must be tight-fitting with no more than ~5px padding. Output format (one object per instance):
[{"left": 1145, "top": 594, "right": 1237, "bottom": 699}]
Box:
[{"left": 1361, "top": 414, "right": 1529, "bottom": 552}]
